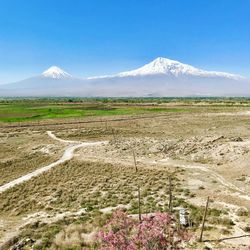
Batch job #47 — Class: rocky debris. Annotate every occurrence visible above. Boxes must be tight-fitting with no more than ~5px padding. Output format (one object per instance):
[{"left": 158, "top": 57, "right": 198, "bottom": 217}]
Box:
[
  {"left": 244, "top": 224, "right": 250, "bottom": 233},
  {"left": 236, "top": 207, "right": 249, "bottom": 216},
  {"left": 10, "top": 238, "right": 35, "bottom": 250},
  {"left": 79, "top": 132, "right": 250, "bottom": 167},
  {"left": 230, "top": 137, "right": 243, "bottom": 142},
  {"left": 161, "top": 135, "right": 250, "bottom": 164},
  {"left": 108, "top": 137, "right": 173, "bottom": 157}
]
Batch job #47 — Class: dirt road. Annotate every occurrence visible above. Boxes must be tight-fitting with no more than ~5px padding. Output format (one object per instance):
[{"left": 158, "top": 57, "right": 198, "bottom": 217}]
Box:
[{"left": 0, "top": 131, "right": 107, "bottom": 193}]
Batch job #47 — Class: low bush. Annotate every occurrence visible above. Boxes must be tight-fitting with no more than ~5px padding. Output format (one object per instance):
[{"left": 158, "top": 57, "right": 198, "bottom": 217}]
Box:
[{"left": 97, "top": 210, "right": 191, "bottom": 249}]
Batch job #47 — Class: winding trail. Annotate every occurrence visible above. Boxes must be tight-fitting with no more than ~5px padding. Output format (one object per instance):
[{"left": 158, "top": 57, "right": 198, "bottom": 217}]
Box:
[
  {"left": 0, "top": 131, "right": 107, "bottom": 194},
  {"left": 156, "top": 158, "right": 250, "bottom": 201}
]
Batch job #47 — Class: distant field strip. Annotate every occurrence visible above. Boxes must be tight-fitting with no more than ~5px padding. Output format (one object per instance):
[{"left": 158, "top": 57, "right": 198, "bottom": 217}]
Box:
[
  {"left": 0, "top": 103, "right": 188, "bottom": 122},
  {"left": 0, "top": 113, "right": 183, "bottom": 128}
]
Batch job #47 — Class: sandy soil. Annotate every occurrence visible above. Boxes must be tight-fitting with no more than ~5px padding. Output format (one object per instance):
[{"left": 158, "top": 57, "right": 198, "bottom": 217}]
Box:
[
  {"left": 0, "top": 110, "right": 250, "bottom": 249},
  {"left": 0, "top": 131, "right": 107, "bottom": 193}
]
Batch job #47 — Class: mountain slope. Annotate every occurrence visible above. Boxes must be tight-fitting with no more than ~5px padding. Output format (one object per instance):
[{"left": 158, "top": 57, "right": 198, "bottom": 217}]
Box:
[
  {"left": 117, "top": 57, "right": 243, "bottom": 80},
  {"left": 0, "top": 66, "right": 89, "bottom": 96},
  {"left": 0, "top": 59, "right": 249, "bottom": 97}
]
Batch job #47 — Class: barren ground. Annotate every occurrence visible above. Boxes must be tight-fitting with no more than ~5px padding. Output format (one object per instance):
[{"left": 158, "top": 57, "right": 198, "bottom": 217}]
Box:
[{"left": 0, "top": 101, "right": 250, "bottom": 249}]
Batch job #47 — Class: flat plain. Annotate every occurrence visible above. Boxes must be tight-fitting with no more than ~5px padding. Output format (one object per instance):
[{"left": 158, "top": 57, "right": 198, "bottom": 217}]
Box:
[{"left": 0, "top": 98, "right": 250, "bottom": 249}]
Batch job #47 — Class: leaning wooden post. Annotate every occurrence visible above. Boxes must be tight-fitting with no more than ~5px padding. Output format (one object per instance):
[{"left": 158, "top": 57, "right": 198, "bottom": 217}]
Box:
[
  {"left": 112, "top": 128, "right": 116, "bottom": 143},
  {"left": 105, "top": 120, "right": 108, "bottom": 130},
  {"left": 138, "top": 185, "right": 142, "bottom": 222},
  {"left": 132, "top": 150, "right": 138, "bottom": 172},
  {"left": 168, "top": 176, "right": 173, "bottom": 212},
  {"left": 134, "top": 151, "right": 141, "bottom": 221},
  {"left": 199, "top": 196, "right": 210, "bottom": 242}
]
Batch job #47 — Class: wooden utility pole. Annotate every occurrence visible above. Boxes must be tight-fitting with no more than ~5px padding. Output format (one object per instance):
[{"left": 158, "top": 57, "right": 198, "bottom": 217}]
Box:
[
  {"left": 112, "top": 128, "right": 116, "bottom": 143},
  {"left": 199, "top": 196, "right": 210, "bottom": 242},
  {"left": 168, "top": 176, "right": 173, "bottom": 212},
  {"left": 133, "top": 151, "right": 140, "bottom": 222},
  {"left": 138, "top": 185, "right": 142, "bottom": 222},
  {"left": 132, "top": 150, "right": 138, "bottom": 172}
]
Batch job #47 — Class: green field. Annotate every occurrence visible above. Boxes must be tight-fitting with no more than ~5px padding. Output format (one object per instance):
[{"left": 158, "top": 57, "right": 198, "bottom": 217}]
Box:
[
  {"left": 0, "top": 100, "right": 188, "bottom": 122},
  {"left": 1, "top": 97, "right": 250, "bottom": 123}
]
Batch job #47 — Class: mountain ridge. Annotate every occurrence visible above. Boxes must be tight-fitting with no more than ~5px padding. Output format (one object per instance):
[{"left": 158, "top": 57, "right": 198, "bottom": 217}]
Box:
[
  {"left": 1, "top": 57, "right": 249, "bottom": 97},
  {"left": 88, "top": 57, "right": 243, "bottom": 80}
]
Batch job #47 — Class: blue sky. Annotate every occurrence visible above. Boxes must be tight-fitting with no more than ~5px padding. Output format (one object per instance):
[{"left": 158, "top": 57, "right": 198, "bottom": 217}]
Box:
[{"left": 0, "top": 0, "right": 250, "bottom": 83}]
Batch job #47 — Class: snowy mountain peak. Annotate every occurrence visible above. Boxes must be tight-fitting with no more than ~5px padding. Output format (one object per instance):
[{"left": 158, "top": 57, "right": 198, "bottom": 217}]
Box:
[
  {"left": 118, "top": 57, "right": 243, "bottom": 80},
  {"left": 42, "top": 66, "right": 72, "bottom": 79}
]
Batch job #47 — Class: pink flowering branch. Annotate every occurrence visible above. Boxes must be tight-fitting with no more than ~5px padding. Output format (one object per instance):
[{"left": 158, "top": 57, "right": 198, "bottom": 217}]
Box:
[{"left": 97, "top": 210, "right": 191, "bottom": 250}]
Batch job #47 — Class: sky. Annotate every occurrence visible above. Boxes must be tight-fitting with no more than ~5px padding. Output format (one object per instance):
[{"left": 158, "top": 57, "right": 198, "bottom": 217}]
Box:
[{"left": 0, "top": 0, "right": 250, "bottom": 83}]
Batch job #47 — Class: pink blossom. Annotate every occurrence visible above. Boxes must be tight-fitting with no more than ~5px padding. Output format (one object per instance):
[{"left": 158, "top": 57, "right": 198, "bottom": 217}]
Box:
[{"left": 97, "top": 210, "right": 191, "bottom": 250}]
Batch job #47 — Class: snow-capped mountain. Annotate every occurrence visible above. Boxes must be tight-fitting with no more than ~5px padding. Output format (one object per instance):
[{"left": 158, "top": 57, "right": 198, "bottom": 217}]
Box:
[
  {"left": 117, "top": 57, "right": 243, "bottom": 80},
  {"left": 1, "top": 58, "right": 249, "bottom": 97},
  {"left": 42, "top": 66, "right": 72, "bottom": 79},
  {"left": 0, "top": 66, "right": 84, "bottom": 96}
]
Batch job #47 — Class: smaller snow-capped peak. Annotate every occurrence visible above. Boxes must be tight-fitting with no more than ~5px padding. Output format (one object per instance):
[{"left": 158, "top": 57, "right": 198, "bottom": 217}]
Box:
[
  {"left": 118, "top": 57, "right": 243, "bottom": 80},
  {"left": 42, "top": 66, "right": 72, "bottom": 79}
]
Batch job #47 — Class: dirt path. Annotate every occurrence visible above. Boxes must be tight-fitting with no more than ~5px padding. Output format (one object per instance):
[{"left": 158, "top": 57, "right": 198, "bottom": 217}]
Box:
[
  {"left": 158, "top": 158, "right": 243, "bottom": 191},
  {"left": 0, "top": 131, "right": 107, "bottom": 193},
  {"left": 147, "top": 158, "right": 250, "bottom": 201},
  {"left": 47, "top": 130, "right": 79, "bottom": 143}
]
